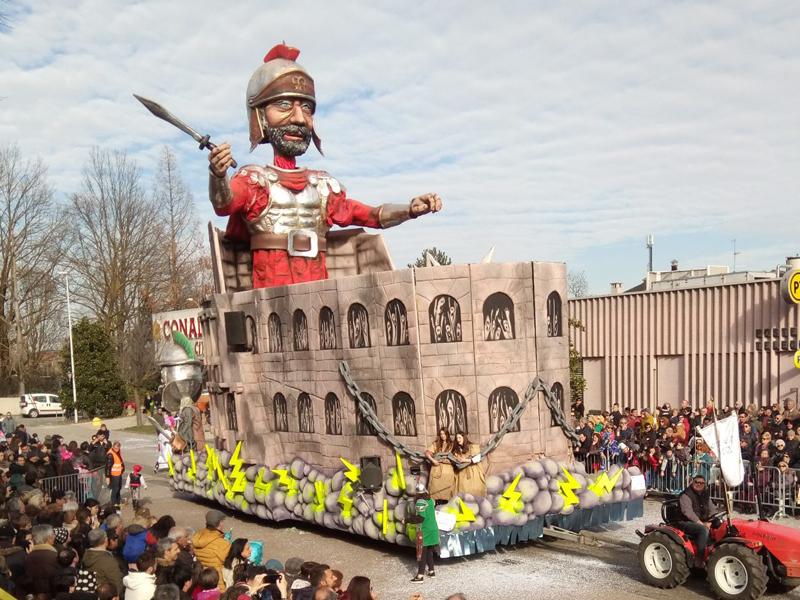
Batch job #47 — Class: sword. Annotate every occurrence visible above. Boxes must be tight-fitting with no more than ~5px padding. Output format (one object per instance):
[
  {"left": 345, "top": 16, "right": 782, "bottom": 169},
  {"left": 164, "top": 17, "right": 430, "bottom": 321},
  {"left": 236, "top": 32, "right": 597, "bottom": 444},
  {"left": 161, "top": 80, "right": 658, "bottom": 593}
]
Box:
[{"left": 133, "top": 94, "right": 237, "bottom": 169}]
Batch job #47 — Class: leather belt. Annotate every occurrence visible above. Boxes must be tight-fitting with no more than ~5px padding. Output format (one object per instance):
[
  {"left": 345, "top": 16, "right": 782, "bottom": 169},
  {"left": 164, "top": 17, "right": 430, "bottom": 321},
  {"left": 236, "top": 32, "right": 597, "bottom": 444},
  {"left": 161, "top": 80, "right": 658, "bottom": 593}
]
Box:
[{"left": 250, "top": 230, "right": 326, "bottom": 258}]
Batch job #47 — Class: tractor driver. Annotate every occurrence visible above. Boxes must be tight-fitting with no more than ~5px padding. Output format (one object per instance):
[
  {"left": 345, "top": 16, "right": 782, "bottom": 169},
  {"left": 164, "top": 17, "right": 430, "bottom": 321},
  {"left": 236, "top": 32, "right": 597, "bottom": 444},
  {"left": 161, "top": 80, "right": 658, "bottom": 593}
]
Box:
[{"left": 677, "top": 473, "right": 718, "bottom": 562}]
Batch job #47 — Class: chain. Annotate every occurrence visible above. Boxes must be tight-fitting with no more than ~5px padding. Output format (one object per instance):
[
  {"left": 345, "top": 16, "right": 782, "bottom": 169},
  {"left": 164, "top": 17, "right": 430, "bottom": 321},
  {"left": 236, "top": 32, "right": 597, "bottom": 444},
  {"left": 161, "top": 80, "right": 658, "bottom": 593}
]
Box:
[
  {"left": 339, "top": 361, "right": 574, "bottom": 469},
  {"left": 540, "top": 382, "right": 581, "bottom": 445}
]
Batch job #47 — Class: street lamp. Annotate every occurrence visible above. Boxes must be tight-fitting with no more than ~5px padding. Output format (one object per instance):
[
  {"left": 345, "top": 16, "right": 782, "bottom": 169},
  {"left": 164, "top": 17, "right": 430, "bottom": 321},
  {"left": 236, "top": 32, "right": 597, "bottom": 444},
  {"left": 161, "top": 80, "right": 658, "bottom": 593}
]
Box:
[{"left": 59, "top": 271, "right": 79, "bottom": 424}]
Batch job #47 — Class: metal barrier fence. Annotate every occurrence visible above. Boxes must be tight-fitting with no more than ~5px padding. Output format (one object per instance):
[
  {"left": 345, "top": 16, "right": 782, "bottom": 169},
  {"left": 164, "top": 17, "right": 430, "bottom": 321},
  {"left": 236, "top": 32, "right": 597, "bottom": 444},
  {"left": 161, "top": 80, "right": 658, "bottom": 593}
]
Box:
[
  {"left": 39, "top": 467, "right": 107, "bottom": 504},
  {"left": 576, "top": 449, "right": 800, "bottom": 518}
]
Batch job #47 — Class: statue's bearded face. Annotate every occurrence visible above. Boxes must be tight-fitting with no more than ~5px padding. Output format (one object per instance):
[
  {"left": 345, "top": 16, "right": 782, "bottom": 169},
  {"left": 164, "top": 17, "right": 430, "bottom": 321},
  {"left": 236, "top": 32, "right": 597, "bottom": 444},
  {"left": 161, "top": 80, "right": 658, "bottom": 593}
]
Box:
[{"left": 263, "top": 97, "right": 315, "bottom": 157}]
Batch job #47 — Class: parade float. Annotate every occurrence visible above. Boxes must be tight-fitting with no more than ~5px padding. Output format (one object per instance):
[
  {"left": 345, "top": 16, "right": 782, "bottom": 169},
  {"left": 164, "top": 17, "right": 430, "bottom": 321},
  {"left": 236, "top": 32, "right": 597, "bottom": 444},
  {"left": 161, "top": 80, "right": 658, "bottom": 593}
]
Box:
[{"left": 143, "top": 43, "right": 646, "bottom": 558}]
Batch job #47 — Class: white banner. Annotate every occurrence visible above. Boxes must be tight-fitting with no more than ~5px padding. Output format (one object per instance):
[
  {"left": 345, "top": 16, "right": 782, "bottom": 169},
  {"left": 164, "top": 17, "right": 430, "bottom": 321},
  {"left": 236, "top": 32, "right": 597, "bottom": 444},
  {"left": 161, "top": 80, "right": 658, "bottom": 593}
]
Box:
[
  {"left": 152, "top": 308, "right": 204, "bottom": 360},
  {"left": 698, "top": 413, "right": 744, "bottom": 487}
]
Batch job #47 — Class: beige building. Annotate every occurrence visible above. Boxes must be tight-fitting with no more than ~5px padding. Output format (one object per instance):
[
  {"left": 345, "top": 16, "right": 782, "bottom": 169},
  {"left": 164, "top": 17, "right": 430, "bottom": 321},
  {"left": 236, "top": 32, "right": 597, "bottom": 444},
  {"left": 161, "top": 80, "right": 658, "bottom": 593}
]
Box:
[{"left": 569, "top": 258, "right": 800, "bottom": 413}]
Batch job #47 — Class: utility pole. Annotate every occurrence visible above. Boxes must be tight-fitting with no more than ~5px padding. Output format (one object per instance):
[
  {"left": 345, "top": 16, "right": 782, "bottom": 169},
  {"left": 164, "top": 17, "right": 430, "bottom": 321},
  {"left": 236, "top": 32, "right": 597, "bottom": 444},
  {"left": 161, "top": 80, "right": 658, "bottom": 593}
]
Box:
[
  {"left": 61, "top": 272, "right": 79, "bottom": 424},
  {"left": 10, "top": 238, "right": 24, "bottom": 397},
  {"left": 732, "top": 239, "right": 741, "bottom": 272},
  {"left": 646, "top": 234, "right": 654, "bottom": 272}
]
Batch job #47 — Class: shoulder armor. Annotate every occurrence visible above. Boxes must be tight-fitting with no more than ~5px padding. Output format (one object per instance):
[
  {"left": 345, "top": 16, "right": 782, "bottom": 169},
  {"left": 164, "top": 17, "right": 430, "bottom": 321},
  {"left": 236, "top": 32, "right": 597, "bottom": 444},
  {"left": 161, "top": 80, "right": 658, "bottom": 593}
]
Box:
[
  {"left": 236, "top": 164, "right": 271, "bottom": 187},
  {"left": 309, "top": 170, "right": 344, "bottom": 196}
]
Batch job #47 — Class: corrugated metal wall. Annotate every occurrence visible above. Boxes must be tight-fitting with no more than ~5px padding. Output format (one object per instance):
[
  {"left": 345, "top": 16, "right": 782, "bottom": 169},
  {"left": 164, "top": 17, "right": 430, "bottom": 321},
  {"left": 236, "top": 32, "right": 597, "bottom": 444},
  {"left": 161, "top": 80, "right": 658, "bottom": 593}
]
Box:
[{"left": 568, "top": 280, "right": 800, "bottom": 412}]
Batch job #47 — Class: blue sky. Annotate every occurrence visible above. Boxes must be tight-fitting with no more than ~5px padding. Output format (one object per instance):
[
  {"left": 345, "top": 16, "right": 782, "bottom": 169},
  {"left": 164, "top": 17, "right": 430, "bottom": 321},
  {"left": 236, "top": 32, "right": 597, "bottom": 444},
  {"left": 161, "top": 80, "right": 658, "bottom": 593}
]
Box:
[{"left": 1, "top": 1, "right": 799, "bottom": 294}]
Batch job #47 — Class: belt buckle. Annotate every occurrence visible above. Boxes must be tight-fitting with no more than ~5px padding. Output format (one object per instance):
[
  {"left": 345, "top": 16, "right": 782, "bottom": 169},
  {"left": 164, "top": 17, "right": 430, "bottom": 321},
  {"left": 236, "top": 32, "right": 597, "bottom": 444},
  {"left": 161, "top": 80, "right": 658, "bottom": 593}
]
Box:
[{"left": 287, "top": 229, "right": 319, "bottom": 258}]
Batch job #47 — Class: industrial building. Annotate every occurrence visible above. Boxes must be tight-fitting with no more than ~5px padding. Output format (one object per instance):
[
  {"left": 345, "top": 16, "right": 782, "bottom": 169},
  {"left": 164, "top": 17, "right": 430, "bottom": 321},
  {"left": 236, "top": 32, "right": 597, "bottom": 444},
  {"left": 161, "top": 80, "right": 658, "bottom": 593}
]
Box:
[{"left": 568, "top": 257, "right": 800, "bottom": 413}]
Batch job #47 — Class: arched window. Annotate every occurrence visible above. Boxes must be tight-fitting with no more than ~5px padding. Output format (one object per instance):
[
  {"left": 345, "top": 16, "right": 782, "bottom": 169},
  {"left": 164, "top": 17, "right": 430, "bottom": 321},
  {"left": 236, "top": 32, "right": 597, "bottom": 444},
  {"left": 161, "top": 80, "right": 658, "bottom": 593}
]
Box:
[
  {"left": 483, "top": 292, "right": 515, "bottom": 341},
  {"left": 226, "top": 393, "right": 238, "bottom": 431},
  {"left": 267, "top": 313, "right": 283, "bottom": 352},
  {"left": 435, "top": 389, "right": 468, "bottom": 435},
  {"left": 298, "top": 392, "right": 314, "bottom": 433},
  {"left": 550, "top": 382, "right": 564, "bottom": 427},
  {"left": 392, "top": 392, "right": 417, "bottom": 437},
  {"left": 488, "top": 386, "right": 520, "bottom": 433},
  {"left": 325, "top": 392, "right": 342, "bottom": 435},
  {"left": 347, "top": 303, "right": 371, "bottom": 348},
  {"left": 319, "top": 306, "right": 337, "bottom": 350},
  {"left": 546, "top": 291, "right": 562, "bottom": 337},
  {"left": 293, "top": 309, "right": 309, "bottom": 351},
  {"left": 273, "top": 393, "right": 288, "bottom": 432},
  {"left": 356, "top": 392, "right": 378, "bottom": 436},
  {"left": 385, "top": 299, "right": 409, "bottom": 346},
  {"left": 428, "top": 295, "right": 462, "bottom": 343}
]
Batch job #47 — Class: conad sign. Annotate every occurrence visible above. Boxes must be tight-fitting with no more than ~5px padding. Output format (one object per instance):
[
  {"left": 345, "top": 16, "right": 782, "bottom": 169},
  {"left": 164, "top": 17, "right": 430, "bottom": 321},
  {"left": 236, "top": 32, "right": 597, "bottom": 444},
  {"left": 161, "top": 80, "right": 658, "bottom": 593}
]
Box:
[{"left": 152, "top": 309, "right": 204, "bottom": 358}]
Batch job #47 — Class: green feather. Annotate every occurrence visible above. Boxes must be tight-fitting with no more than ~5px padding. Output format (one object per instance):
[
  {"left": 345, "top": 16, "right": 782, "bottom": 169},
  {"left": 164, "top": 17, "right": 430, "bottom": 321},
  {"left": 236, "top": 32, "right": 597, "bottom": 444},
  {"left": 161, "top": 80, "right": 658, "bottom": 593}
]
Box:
[{"left": 172, "top": 330, "right": 196, "bottom": 360}]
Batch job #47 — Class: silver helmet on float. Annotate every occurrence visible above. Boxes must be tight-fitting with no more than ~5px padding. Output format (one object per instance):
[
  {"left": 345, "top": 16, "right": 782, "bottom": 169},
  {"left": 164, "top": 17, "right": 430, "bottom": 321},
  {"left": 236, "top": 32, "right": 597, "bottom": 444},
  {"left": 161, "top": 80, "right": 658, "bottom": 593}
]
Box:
[{"left": 246, "top": 43, "right": 322, "bottom": 153}]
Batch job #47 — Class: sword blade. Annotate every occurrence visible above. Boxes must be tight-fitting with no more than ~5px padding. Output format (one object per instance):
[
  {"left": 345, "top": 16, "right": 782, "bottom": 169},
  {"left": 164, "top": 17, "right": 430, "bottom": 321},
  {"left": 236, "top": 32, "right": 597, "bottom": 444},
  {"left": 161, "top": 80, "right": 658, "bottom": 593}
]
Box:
[{"left": 133, "top": 94, "right": 204, "bottom": 143}]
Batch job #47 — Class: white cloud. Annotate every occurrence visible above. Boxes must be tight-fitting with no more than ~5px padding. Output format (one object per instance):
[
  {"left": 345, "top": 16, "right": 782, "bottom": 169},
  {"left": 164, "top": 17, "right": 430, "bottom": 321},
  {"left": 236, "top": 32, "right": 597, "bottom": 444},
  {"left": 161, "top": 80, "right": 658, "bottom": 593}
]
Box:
[{"left": 1, "top": 1, "right": 799, "bottom": 291}]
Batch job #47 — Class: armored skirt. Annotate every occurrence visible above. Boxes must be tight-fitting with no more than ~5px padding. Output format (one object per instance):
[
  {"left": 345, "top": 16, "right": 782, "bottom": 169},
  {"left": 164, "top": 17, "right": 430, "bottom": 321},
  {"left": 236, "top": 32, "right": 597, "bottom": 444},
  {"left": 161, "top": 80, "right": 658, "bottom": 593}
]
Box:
[
  {"left": 455, "top": 443, "right": 486, "bottom": 497},
  {"left": 426, "top": 442, "right": 456, "bottom": 501}
]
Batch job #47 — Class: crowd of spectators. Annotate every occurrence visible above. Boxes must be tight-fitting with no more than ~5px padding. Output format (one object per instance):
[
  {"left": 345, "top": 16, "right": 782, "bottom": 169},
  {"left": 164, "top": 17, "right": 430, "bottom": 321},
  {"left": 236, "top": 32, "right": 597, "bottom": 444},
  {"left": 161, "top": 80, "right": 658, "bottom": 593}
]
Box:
[
  {"left": 0, "top": 420, "right": 469, "bottom": 600},
  {"left": 570, "top": 397, "right": 800, "bottom": 511}
]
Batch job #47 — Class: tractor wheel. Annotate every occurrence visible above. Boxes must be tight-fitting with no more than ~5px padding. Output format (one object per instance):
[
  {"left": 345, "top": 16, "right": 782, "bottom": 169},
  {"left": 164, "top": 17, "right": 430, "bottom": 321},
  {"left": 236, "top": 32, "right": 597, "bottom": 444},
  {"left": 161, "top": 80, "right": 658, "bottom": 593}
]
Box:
[
  {"left": 638, "top": 531, "right": 691, "bottom": 589},
  {"left": 707, "top": 543, "right": 769, "bottom": 600}
]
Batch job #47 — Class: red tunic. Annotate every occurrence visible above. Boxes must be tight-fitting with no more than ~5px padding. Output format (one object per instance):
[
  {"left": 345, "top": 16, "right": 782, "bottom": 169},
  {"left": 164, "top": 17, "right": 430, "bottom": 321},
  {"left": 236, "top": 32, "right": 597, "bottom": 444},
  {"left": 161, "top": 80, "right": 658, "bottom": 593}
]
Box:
[{"left": 214, "top": 156, "right": 381, "bottom": 288}]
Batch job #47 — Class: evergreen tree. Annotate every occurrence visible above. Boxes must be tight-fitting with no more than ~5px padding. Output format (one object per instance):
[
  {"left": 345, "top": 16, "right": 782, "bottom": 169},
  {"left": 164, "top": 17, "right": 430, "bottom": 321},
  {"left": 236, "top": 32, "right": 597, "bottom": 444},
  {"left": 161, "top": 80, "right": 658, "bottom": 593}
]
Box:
[
  {"left": 408, "top": 247, "right": 452, "bottom": 268},
  {"left": 60, "top": 317, "right": 126, "bottom": 418}
]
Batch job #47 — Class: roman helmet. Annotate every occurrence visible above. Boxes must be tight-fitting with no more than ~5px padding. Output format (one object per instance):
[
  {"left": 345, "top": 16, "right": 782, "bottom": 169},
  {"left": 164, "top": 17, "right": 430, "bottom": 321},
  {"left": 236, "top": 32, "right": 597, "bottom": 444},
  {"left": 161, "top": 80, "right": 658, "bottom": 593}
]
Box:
[{"left": 246, "top": 43, "right": 322, "bottom": 153}]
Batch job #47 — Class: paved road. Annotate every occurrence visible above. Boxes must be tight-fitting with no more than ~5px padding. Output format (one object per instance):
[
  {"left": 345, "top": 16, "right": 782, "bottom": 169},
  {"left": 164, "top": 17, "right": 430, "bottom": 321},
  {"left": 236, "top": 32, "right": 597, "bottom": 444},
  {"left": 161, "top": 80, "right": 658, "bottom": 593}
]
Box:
[{"left": 22, "top": 419, "right": 800, "bottom": 600}]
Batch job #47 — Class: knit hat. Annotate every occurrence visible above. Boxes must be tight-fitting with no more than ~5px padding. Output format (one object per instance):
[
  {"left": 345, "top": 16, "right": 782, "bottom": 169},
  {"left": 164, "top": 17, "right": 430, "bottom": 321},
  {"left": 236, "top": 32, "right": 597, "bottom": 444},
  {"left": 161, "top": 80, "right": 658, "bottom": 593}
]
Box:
[
  {"left": 205, "top": 509, "right": 227, "bottom": 529},
  {"left": 265, "top": 559, "right": 284, "bottom": 572},
  {"left": 53, "top": 527, "right": 69, "bottom": 545},
  {"left": 133, "top": 464, "right": 142, "bottom": 473}
]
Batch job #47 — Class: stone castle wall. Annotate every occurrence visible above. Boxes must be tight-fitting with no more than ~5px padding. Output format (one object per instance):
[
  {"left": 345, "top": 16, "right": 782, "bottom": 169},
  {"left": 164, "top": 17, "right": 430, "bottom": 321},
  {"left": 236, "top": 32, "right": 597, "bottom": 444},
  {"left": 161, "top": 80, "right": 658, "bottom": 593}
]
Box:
[{"left": 201, "top": 261, "right": 570, "bottom": 474}]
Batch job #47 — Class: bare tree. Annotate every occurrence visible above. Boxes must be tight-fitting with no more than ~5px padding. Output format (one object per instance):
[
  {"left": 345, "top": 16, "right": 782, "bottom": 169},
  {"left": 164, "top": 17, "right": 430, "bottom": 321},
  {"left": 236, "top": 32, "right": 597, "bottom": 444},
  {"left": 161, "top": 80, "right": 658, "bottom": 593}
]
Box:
[
  {"left": 0, "top": 144, "right": 64, "bottom": 394},
  {"left": 63, "top": 148, "right": 165, "bottom": 384},
  {"left": 567, "top": 270, "right": 589, "bottom": 298},
  {"left": 153, "top": 147, "right": 206, "bottom": 309}
]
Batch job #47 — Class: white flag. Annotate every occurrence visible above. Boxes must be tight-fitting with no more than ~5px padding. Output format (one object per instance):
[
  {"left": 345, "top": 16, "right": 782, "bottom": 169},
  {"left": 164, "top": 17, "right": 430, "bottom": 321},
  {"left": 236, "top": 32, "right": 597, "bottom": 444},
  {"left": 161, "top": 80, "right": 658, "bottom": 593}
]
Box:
[{"left": 698, "top": 413, "right": 745, "bottom": 487}]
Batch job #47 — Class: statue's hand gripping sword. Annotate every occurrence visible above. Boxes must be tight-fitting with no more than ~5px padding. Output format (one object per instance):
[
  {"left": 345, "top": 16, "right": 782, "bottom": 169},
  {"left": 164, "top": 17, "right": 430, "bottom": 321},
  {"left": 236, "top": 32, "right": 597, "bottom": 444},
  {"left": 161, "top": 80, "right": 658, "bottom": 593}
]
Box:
[{"left": 133, "top": 94, "right": 238, "bottom": 169}]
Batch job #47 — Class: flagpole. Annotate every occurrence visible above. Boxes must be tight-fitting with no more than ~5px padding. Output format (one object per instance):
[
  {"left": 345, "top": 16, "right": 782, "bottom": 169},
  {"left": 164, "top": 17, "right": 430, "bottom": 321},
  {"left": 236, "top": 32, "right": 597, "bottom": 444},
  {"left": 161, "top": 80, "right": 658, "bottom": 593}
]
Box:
[{"left": 709, "top": 403, "right": 733, "bottom": 530}]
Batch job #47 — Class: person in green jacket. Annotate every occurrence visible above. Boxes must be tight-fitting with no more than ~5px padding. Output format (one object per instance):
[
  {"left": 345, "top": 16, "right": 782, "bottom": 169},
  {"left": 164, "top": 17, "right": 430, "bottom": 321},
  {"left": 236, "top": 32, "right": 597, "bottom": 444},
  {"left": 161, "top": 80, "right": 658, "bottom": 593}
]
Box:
[{"left": 410, "top": 483, "right": 440, "bottom": 583}]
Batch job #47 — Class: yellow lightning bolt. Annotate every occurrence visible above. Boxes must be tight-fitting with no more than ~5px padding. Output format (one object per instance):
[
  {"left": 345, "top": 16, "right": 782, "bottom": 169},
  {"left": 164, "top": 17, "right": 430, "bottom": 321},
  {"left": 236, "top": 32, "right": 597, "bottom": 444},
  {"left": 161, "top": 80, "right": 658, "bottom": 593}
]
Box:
[
  {"left": 166, "top": 452, "right": 174, "bottom": 477},
  {"left": 272, "top": 469, "right": 298, "bottom": 496},
  {"left": 229, "top": 441, "right": 247, "bottom": 493},
  {"left": 588, "top": 468, "right": 623, "bottom": 497},
  {"left": 338, "top": 481, "right": 354, "bottom": 518},
  {"left": 312, "top": 480, "right": 327, "bottom": 513},
  {"left": 445, "top": 497, "right": 477, "bottom": 527},
  {"left": 254, "top": 467, "right": 273, "bottom": 496},
  {"left": 557, "top": 467, "right": 581, "bottom": 508},
  {"left": 382, "top": 498, "right": 390, "bottom": 535},
  {"left": 498, "top": 472, "right": 523, "bottom": 513},
  {"left": 205, "top": 445, "right": 218, "bottom": 482},
  {"left": 391, "top": 452, "right": 406, "bottom": 491},
  {"left": 186, "top": 449, "right": 197, "bottom": 482},
  {"left": 340, "top": 457, "right": 361, "bottom": 483}
]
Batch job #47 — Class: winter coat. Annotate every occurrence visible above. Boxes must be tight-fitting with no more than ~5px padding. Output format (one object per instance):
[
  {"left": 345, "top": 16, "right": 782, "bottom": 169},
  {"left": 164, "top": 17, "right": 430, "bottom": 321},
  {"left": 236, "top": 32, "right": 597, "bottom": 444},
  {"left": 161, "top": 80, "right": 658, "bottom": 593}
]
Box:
[
  {"left": 23, "top": 543, "right": 58, "bottom": 595},
  {"left": 1, "top": 416, "right": 15, "bottom": 436},
  {"left": 192, "top": 528, "right": 230, "bottom": 590},
  {"left": 123, "top": 524, "right": 148, "bottom": 564},
  {"left": 82, "top": 547, "right": 124, "bottom": 596},
  {"left": 123, "top": 570, "right": 157, "bottom": 600}
]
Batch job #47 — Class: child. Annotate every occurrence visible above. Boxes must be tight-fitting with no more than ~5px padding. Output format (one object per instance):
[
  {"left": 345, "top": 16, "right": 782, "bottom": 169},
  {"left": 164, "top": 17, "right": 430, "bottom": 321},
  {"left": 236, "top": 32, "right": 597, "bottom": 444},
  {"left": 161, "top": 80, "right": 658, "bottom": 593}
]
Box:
[
  {"left": 124, "top": 464, "right": 147, "bottom": 510},
  {"left": 194, "top": 567, "right": 221, "bottom": 600}
]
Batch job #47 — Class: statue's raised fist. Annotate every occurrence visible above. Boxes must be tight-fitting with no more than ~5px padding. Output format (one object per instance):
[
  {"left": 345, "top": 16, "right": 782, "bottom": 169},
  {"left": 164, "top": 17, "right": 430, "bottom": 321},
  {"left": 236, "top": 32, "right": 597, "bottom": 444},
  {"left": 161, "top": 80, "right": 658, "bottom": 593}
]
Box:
[{"left": 209, "top": 143, "right": 234, "bottom": 177}]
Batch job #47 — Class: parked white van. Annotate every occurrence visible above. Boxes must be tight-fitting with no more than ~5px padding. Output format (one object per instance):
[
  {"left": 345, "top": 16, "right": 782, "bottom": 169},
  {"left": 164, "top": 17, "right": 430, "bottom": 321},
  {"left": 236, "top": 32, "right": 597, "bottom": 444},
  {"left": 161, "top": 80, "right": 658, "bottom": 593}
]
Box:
[{"left": 19, "top": 394, "right": 64, "bottom": 418}]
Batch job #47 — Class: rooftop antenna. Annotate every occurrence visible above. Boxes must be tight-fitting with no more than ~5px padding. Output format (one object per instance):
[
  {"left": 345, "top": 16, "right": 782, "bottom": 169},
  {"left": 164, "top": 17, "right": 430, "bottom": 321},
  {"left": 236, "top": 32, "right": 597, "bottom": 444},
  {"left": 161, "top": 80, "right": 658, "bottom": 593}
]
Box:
[
  {"left": 732, "top": 239, "right": 741, "bottom": 272},
  {"left": 646, "top": 234, "right": 654, "bottom": 272}
]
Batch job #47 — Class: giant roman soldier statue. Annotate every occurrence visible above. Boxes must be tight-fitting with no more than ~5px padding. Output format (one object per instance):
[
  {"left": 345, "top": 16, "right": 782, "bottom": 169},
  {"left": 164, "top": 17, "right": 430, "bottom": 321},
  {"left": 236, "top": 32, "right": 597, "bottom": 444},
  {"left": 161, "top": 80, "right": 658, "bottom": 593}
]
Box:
[{"left": 208, "top": 44, "right": 442, "bottom": 288}]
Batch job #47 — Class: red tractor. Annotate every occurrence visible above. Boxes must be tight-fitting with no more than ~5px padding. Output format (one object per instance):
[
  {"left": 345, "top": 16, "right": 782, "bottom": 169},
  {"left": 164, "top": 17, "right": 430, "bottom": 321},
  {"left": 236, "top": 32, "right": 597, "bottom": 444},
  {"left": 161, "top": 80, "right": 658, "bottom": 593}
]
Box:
[{"left": 637, "top": 498, "right": 800, "bottom": 600}]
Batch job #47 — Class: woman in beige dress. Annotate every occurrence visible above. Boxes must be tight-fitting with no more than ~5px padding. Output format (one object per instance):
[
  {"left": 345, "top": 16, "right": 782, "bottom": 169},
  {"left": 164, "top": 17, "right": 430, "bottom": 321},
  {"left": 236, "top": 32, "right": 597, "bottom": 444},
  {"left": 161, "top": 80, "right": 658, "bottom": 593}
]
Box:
[
  {"left": 425, "top": 428, "right": 456, "bottom": 502},
  {"left": 453, "top": 432, "right": 486, "bottom": 497}
]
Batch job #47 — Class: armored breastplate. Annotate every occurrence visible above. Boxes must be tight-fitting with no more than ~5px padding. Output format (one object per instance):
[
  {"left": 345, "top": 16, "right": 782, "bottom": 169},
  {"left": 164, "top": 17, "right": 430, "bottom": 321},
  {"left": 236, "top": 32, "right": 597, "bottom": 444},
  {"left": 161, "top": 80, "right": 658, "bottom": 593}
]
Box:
[{"left": 243, "top": 165, "right": 340, "bottom": 239}]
